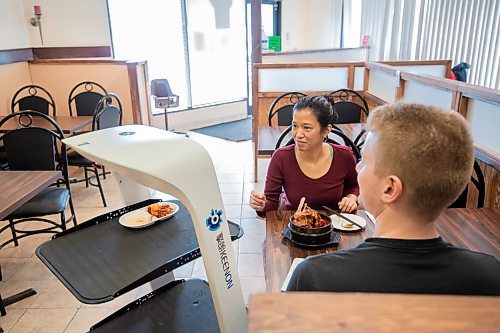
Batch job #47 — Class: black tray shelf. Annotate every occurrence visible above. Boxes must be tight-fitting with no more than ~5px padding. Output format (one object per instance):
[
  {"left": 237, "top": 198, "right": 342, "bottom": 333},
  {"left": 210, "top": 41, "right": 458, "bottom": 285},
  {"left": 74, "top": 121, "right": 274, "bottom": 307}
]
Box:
[
  {"left": 89, "top": 279, "right": 221, "bottom": 333},
  {"left": 36, "top": 199, "right": 243, "bottom": 304}
]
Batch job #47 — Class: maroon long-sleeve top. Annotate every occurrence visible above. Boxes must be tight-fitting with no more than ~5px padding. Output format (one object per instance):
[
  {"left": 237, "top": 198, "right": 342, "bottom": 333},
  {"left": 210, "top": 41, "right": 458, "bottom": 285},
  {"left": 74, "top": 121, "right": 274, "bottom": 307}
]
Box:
[{"left": 263, "top": 144, "right": 359, "bottom": 212}]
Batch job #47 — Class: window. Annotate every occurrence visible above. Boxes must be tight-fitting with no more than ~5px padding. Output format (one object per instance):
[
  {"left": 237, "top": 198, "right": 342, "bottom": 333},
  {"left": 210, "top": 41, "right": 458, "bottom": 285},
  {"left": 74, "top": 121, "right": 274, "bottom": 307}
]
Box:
[
  {"left": 186, "top": 0, "right": 247, "bottom": 106},
  {"left": 108, "top": 0, "right": 248, "bottom": 112}
]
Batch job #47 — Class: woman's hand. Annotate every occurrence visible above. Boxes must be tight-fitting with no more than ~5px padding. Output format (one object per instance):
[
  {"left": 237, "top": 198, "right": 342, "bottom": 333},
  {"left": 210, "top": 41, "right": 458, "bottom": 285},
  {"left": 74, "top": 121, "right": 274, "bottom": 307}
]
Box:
[
  {"left": 338, "top": 194, "right": 358, "bottom": 213},
  {"left": 250, "top": 191, "right": 266, "bottom": 212}
]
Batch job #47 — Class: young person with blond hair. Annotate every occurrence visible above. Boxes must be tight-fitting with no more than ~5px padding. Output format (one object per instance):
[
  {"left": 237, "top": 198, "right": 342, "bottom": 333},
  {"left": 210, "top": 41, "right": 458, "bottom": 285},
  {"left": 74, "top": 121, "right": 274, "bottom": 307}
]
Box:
[{"left": 287, "top": 103, "right": 500, "bottom": 295}]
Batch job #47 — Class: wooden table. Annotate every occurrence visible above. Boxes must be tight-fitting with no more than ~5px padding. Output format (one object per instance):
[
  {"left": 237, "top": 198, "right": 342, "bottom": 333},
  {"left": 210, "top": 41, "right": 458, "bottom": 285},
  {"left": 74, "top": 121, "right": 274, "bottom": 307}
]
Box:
[
  {"left": 255, "top": 123, "right": 365, "bottom": 181},
  {"left": 0, "top": 171, "right": 61, "bottom": 220},
  {"left": 0, "top": 170, "right": 61, "bottom": 316},
  {"left": 247, "top": 292, "right": 500, "bottom": 333},
  {"left": 264, "top": 208, "right": 500, "bottom": 292},
  {"left": 265, "top": 209, "right": 374, "bottom": 292},
  {"left": 0, "top": 115, "right": 92, "bottom": 135}
]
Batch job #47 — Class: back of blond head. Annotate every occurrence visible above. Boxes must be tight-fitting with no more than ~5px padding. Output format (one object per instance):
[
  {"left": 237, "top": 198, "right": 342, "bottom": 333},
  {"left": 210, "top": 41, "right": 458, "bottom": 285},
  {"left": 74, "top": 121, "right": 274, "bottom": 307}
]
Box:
[{"left": 366, "top": 103, "right": 474, "bottom": 219}]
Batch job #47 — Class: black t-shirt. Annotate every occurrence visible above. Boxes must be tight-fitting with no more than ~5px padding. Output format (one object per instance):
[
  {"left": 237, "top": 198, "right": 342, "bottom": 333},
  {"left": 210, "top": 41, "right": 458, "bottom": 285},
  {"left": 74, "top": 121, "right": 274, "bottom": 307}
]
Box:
[{"left": 287, "top": 237, "right": 500, "bottom": 295}]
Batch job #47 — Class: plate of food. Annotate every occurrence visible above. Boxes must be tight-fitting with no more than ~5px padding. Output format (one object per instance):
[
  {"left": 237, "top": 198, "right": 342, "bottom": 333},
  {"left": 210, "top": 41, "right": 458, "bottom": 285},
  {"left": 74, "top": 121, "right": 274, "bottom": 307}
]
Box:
[
  {"left": 119, "top": 202, "right": 179, "bottom": 229},
  {"left": 329, "top": 213, "right": 366, "bottom": 232}
]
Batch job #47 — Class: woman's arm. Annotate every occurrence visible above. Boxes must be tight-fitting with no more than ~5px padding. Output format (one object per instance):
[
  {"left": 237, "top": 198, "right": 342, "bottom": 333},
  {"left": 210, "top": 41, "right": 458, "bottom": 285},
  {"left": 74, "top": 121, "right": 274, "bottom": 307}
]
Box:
[{"left": 263, "top": 150, "right": 285, "bottom": 212}]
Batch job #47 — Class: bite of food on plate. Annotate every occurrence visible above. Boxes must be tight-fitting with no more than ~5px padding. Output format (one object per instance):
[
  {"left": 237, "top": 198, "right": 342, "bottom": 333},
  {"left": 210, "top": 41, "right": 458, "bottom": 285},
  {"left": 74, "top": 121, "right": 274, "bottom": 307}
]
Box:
[
  {"left": 147, "top": 202, "right": 174, "bottom": 218},
  {"left": 129, "top": 215, "right": 153, "bottom": 226},
  {"left": 342, "top": 220, "right": 354, "bottom": 228},
  {"left": 292, "top": 203, "right": 330, "bottom": 229}
]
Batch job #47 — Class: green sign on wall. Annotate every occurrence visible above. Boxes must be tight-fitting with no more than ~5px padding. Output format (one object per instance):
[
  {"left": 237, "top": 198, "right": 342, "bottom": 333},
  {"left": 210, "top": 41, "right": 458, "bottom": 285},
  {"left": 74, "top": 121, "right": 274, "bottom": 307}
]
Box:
[{"left": 268, "top": 36, "right": 281, "bottom": 52}]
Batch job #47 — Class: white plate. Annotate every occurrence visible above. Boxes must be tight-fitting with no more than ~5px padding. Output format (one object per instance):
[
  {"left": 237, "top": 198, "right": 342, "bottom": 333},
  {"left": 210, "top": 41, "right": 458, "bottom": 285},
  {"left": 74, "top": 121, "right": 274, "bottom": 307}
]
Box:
[
  {"left": 329, "top": 213, "right": 367, "bottom": 231},
  {"left": 119, "top": 209, "right": 157, "bottom": 229},
  {"left": 365, "top": 211, "right": 377, "bottom": 225},
  {"left": 119, "top": 202, "right": 179, "bottom": 229}
]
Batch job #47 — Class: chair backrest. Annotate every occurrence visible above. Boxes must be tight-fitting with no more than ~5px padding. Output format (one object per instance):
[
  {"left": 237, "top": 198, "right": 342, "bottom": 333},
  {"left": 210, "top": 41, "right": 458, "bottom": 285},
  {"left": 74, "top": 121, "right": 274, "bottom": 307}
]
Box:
[
  {"left": 275, "top": 125, "right": 361, "bottom": 161},
  {"left": 68, "top": 81, "right": 107, "bottom": 116},
  {"left": 268, "top": 92, "right": 307, "bottom": 126},
  {"left": 449, "top": 160, "right": 485, "bottom": 208},
  {"left": 326, "top": 129, "right": 362, "bottom": 161},
  {"left": 151, "top": 79, "right": 174, "bottom": 97},
  {"left": 0, "top": 111, "right": 71, "bottom": 189},
  {"left": 329, "top": 89, "right": 369, "bottom": 124},
  {"left": 11, "top": 85, "right": 56, "bottom": 116},
  {"left": 92, "top": 93, "right": 123, "bottom": 131}
]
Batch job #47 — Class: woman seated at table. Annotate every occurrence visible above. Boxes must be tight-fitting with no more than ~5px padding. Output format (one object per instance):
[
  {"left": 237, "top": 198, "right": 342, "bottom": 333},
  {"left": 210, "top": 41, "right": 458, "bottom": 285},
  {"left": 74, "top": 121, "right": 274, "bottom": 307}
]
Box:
[{"left": 250, "top": 95, "right": 359, "bottom": 215}]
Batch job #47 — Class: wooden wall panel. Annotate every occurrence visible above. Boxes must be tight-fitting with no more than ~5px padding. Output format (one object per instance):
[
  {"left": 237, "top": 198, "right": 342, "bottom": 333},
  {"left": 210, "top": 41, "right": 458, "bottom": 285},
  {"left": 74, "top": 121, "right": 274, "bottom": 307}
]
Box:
[
  {"left": 468, "top": 160, "right": 500, "bottom": 208},
  {"left": 0, "top": 47, "right": 111, "bottom": 65},
  {"left": 33, "top": 46, "right": 111, "bottom": 60},
  {"left": 0, "top": 48, "right": 34, "bottom": 65}
]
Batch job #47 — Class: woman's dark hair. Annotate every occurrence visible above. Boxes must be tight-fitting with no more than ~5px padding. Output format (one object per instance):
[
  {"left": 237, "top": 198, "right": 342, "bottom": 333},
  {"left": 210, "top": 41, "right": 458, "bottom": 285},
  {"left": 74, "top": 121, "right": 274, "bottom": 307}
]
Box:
[{"left": 293, "top": 95, "right": 338, "bottom": 129}]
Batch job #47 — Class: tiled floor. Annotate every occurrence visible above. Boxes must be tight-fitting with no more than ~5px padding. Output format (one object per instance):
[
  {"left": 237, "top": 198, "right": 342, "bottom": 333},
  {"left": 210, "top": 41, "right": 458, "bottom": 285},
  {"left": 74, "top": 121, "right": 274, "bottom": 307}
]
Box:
[{"left": 0, "top": 131, "right": 270, "bottom": 333}]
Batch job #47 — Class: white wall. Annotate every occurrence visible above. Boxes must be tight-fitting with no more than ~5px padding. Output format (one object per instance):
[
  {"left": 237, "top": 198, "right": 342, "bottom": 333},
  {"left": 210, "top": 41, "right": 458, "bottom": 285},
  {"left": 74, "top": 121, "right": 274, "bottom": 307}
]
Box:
[
  {"left": 150, "top": 101, "right": 248, "bottom": 132},
  {"left": 0, "top": 0, "right": 111, "bottom": 50},
  {"left": 281, "top": 0, "right": 342, "bottom": 51},
  {"left": 466, "top": 99, "right": 500, "bottom": 154},
  {"left": 400, "top": 81, "right": 453, "bottom": 109},
  {"left": 0, "top": 0, "right": 31, "bottom": 49},
  {"left": 368, "top": 70, "right": 397, "bottom": 102},
  {"left": 262, "top": 47, "right": 369, "bottom": 63},
  {"left": 259, "top": 67, "right": 349, "bottom": 92},
  {"left": 392, "top": 65, "right": 446, "bottom": 78}
]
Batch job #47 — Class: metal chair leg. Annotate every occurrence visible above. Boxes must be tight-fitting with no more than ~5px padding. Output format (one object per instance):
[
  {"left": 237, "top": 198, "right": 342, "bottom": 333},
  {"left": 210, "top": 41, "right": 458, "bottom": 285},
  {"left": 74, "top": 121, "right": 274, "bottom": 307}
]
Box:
[
  {"left": 93, "top": 167, "right": 107, "bottom": 207},
  {"left": 84, "top": 167, "right": 89, "bottom": 187},
  {"left": 8, "top": 220, "right": 18, "bottom": 247},
  {"left": 60, "top": 212, "right": 66, "bottom": 231},
  {"left": 68, "top": 194, "right": 77, "bottom": 226},
  {"left": 0, "top": 294, "right": 6, "bottom": 316}
]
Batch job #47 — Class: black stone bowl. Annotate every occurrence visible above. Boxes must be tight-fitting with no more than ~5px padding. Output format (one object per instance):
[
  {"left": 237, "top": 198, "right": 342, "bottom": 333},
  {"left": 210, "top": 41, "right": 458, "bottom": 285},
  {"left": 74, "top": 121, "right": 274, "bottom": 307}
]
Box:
[{"left": 289, "top": 213, "right": 332, "bottom": 245}]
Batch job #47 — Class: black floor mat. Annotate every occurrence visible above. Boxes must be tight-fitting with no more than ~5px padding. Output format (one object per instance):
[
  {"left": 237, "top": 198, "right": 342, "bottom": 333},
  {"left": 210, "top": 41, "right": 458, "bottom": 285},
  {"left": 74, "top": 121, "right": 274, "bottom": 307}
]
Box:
[{"left": 191, "top": 117, "right": 252, "bottom": 142}]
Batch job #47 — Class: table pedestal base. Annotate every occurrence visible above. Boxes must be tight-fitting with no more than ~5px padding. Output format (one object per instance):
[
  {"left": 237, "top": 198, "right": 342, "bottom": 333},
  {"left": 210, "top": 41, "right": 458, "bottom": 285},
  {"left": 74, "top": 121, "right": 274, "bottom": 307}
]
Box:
[{"left": 1, "top": 288, "right": 37, "bottom": 316}]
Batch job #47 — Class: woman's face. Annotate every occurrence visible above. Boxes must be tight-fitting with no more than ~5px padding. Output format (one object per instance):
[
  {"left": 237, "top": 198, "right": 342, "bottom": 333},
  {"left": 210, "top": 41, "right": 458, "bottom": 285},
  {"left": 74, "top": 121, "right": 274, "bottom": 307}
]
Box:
[{"left": 292, "top": 108, "right": 330, "bottom": 151}]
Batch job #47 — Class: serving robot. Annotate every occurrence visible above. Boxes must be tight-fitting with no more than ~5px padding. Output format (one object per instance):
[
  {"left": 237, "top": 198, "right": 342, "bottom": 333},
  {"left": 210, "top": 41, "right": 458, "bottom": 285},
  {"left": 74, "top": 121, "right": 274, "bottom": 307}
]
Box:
[{"left": 63, "top": 125, "right": 247, "bottom": 333}]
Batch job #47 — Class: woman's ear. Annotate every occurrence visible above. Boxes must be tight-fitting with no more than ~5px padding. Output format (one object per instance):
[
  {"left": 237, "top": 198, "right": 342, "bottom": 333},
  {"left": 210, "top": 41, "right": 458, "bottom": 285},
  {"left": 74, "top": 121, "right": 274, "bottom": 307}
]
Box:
[{"left": 324, "top": 124, "right": 333, "bottom": 137}]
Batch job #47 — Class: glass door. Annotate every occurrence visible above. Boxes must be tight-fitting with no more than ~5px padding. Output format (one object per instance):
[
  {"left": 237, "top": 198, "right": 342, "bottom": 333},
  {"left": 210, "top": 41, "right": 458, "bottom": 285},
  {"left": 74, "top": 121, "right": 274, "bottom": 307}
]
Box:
[
  {"left": 185, "top": 0, "right": 248, "bottom": 106},
  {"left": 108, "top": 0, "right": 188, "bottom": 111},
  {"left": 108, "top": 0, "right": 248, "bottom": 111}
]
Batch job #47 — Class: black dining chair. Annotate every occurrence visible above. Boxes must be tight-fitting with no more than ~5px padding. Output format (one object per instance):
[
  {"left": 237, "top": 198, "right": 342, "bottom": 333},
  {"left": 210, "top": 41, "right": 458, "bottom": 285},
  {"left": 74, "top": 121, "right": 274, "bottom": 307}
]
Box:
[
  {"left": 449, "top": 160, "right": 485, "bottom": 208},
  {"left": 328, "top": 89, "right": 369, "bottom": 124},
  {"left": 67, "top": 93, "right": 123, "bottom": 207},
  {"left": 268, "top": 92, "right": 307, "bottom": 126},
  {"left": 275, "top": 125, "right": 361, "bottom": 161},
  {"left": 68, "top": 81, "right": 107, "bottom": 116},
  {"left": 0, "top": 111, "right": 77, "bottom": 250},
  {"left": 0, "top": 144, "right": 6, "bottom": 170},
  {"left": 11, "top": 85, "right": 56, "bottom": 116}
]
